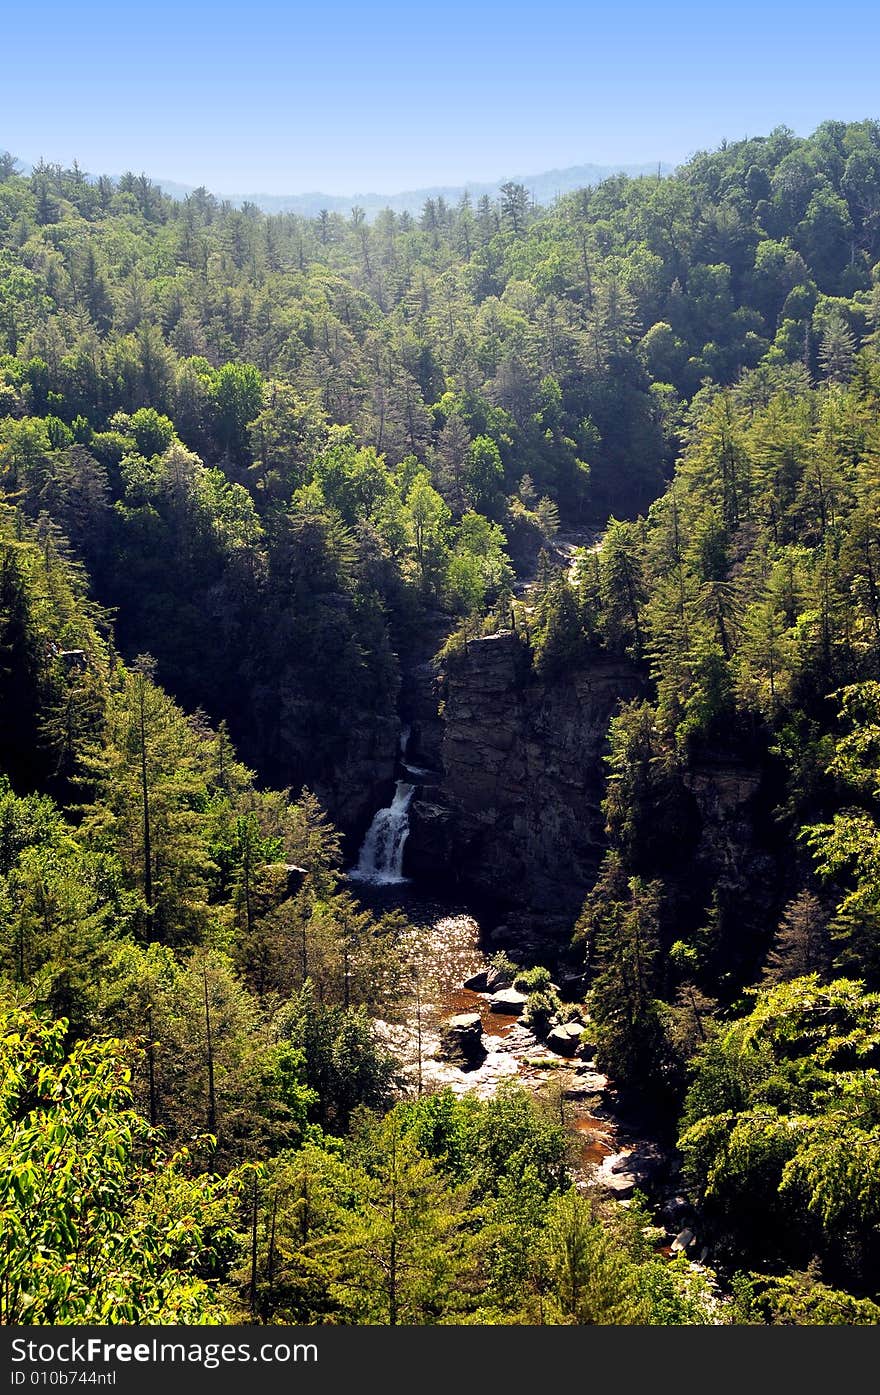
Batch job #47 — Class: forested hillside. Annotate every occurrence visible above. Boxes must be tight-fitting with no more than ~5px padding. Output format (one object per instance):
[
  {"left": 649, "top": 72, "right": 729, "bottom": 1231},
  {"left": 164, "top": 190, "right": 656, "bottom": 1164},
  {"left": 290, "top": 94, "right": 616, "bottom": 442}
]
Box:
[
  {"left": 4, "top": 120, "right": 880, "bottom": 1324},
  {"left": 3, "top": 120, "right": 878, "bottom": 812}
]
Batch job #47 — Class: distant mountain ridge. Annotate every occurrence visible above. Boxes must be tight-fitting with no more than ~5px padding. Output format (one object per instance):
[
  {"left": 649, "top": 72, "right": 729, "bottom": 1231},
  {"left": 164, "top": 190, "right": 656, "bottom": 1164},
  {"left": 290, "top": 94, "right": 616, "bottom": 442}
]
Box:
[
  {"left": 7, "top": 152, "right": 674, "bottom": 219},
  {"left": 153, "top": 162, "right": 674, "bottom": 218}
]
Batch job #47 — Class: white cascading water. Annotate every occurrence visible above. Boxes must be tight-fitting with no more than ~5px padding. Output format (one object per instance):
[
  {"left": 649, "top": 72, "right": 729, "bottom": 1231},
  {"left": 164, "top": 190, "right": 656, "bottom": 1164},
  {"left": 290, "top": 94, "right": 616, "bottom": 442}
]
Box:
[{"left": 349, "top": 780, "right": 415, "bottom": 884}]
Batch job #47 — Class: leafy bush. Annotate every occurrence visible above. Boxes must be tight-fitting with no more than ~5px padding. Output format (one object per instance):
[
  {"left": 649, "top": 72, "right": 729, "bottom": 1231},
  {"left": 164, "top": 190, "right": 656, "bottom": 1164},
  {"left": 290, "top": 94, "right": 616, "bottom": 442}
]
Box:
[
  {"left": 514, "top": 964, "right": 553, "bottom": 993},
  {"left": 523, "top": 988, "right": 564, "bottom": 1038},
  {"left": 489, "top": 950, "right": 517, "bottom": 982},
  {"left": 0, "top": 1009, "right": 244, "bottom": 1324}
]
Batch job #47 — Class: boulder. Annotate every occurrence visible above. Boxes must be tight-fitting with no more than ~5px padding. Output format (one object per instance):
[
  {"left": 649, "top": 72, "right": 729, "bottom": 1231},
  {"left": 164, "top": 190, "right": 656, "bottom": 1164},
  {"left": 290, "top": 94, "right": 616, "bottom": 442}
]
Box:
[
  {"left": 485, "top": 963, "right": 514, "bottom": 992},
  {"left": 671, "top": 1228, "right": 695, "bottom": 1254},
  {"left": 463, "top": 969, "right": 489, "bottom": 992},
  {"left": 595, "top": 1142, "right": 665, "bottom": 1198},
  {"left": 488, "top": 987, "right": 527, "bottom": 1015},
  {"left": 596, "top": 1159, "right": 637, "bottom": 1198},
  {"left": 562, "top": 1071, "right": 608, "bottom": 1098},
  {"left": 496, "top": 1022, "right": 538, "bottom": 1054},
  {"left": 439, "top": 1012, "right": 485, "bottom": 1066},
  {"left": 285, "top": 864, "right": 309, "bottom": 897},
  {"left": 660, "top": 1194, "right": 691, "bottom": 1227},
  {"left": 546, "top": 1021, "right": 585, "bottom": 1055},
  {"left": 487, "top": 923, "right": 513, "bottom": 946}
]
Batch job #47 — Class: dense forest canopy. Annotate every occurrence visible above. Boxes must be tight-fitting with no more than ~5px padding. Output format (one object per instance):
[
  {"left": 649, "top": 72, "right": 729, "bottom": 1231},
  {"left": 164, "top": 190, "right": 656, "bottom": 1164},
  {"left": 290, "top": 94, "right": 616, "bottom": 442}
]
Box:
[
  {"left": 4, "top": 120, "right": 880, "bottom": 1324},
  {"left": 1, "top": 120, "right": 879, "bottom": 801}
]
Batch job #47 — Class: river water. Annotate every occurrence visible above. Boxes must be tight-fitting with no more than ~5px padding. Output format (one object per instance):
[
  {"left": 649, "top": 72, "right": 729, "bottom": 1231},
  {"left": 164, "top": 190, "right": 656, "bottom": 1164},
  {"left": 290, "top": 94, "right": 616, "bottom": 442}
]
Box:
[{"left": 349, "top": 879, "right": 619, "bottom": 1178}]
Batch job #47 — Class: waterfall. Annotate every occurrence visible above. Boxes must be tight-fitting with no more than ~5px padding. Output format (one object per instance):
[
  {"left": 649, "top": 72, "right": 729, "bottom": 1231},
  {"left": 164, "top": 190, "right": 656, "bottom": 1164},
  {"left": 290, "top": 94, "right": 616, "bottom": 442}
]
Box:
[{"left": 350, "top": 780, "right": 415, "bottom": 885}]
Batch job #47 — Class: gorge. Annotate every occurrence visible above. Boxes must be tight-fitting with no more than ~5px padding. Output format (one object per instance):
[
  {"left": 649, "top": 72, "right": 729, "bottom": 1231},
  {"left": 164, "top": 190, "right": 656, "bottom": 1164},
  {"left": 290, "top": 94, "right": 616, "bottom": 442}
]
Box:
[{"left": 7, "top": 119, "right": 880, "bottom": 1323}]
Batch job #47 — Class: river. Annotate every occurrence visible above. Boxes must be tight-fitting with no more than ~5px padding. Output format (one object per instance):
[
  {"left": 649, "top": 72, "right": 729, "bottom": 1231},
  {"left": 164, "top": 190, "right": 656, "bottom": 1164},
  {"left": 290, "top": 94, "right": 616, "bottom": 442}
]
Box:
[{"left": 348, "top": 878, "right": 649, "bottom": 1190}]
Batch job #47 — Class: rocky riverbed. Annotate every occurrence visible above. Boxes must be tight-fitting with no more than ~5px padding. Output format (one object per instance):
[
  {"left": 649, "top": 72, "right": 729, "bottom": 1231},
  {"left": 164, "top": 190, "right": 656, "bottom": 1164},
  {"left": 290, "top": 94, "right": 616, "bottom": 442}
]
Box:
[{"left": 363, "top": 905, "right": 705, "bottom": 1261}]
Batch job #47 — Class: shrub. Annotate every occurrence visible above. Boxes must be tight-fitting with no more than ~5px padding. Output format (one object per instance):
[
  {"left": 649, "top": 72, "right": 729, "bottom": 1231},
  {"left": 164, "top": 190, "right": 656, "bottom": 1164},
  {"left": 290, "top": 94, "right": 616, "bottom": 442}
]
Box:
[
  {"left": 524, "top": 989, "right": 564, "bottom": 1038},
  {"left": 489, "top": 951, "right": 517, "bottom": 982},
  {"left": 514, "top": 965, "right": 553, "bottom": 993}
]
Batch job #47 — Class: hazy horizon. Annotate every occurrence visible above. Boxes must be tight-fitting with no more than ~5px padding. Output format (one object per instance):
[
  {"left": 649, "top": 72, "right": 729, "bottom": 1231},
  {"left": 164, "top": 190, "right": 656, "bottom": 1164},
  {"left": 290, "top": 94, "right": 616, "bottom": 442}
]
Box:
[{"left": 4, "top": 152, "right": 675, "bottom": 203}]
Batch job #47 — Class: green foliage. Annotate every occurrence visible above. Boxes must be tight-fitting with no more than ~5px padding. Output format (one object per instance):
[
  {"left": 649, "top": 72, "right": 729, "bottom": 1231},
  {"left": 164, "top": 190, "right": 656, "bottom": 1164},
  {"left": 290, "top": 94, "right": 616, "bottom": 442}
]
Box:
[
  {"left": 680, "top": 975, "right": 880, "bottom": 1275},
  {"left": 732, "top": 1265, "right": 880, "bottom": 1325},
  {"left": 0, "top": 506, "right": 109, "bottom": 790},
  {"left": 488, "top": 949, "right": 517, "bottom": 981},
  {"left": 279, "top": 984, "right": 398, "bottom": 1132},
  {"left": 580, "top": 856, "right": 672, "bottom": 1087},
  {"left": 231, "top": 1090, "right": 718, "bottom": 1325},
  {"left": 806, "top": 683, "right": 880, "bottom": 978},
  {"left": 129, "top": 407, "right": 174, "bottom": 457},
  {"left": 530, "top": 574, "right": 591, "bottom": 677},
  {"left": 526, "top": 1188, "right": 717, "bottom": 1325},
  {"left": 96, "top": 943, "right": 317, "bottom": 1163},
  {"left": 522, "top": 988, "right": 565, "bottom": 1038},
  {"left": 513, "top": 964, "right": 553, "bottom": 992},
  {"left": 0, "top": 1008, "right": 244, "bottom": 1323},
  {"left": 513, "top": 965, "right": 567, "bottom": 1038},
  {"left": 8, "top": 125, "right": 880, "bottom": 1323},
  {"left": 4, "top": 122, "right": 880, "bottom": 819}
]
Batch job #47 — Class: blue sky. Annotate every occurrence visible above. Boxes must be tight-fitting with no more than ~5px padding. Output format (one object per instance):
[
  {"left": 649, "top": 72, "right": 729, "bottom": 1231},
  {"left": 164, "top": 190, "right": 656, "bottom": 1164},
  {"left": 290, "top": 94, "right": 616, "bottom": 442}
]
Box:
[{"left": 3, "top": 0, "right": 879, "bottom": 194}]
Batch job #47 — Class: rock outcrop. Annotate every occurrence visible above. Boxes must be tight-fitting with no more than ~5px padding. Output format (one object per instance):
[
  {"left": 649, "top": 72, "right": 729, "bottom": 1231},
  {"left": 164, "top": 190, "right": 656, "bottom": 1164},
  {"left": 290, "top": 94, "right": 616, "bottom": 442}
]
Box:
[
  {"left": 488, "top": 987, "right": 528, "bottom": 1015},
  {"left": 312, "top": 712, "right": 401, "bottom": 846},
  {"left": 595, "top": 1140, "right": 666, "bottom": 1198},
  {"left": 439, "top": 1012, "right": 485, "bottom": 1066},
  {"left": 405, "top": 630, "right": 642, "bottom": 913},
  {"left": 546, "top": 1021, "right": 585, "bottom": 1055},
  {"left": 399, "top": 609, "right": 450, "bottom": 773},
  {"left": 399, "top": 626, "right": 776, "bottom": 977}
]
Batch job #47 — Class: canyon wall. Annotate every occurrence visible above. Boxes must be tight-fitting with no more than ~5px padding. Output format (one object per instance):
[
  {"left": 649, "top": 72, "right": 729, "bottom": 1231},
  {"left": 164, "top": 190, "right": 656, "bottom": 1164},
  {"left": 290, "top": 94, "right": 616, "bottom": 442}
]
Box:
[{"left": 405, "top": 630, "right": 643, "bottom": 912}]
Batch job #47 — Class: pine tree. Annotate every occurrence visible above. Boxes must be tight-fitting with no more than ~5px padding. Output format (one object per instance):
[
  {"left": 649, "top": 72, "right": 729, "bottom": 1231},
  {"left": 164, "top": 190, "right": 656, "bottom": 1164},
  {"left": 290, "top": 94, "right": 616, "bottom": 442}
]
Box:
[{"left": 762, "top": 890, "right": 830, "bottom": 984}]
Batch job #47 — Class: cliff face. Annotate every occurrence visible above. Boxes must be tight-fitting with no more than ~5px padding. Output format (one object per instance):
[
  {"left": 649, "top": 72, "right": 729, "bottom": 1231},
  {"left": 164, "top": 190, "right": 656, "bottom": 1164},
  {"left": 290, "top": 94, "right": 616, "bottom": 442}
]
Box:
[
  {"left": 266, "top": 693, "right": 400, "bottom": 845},
  {"left": 402, "top": 628, "right": 779, "bottom": 960},
  {"left": 405, "top": 631, "right": 643, "bottom": 912},
  {"left": 314, "top": 713, "right": 401, "bottom": 842}
]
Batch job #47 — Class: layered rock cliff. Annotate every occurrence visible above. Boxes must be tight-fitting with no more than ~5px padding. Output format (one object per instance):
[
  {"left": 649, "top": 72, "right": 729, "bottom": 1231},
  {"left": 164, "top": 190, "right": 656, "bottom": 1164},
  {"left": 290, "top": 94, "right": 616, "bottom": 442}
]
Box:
[{"left": 405, "top": 630, "right": 643, "bottom": 912}]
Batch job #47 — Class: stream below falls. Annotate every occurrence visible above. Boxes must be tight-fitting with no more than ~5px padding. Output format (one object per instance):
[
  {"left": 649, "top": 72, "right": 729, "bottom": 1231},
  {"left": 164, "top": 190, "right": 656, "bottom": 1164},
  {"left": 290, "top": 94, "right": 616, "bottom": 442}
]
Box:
[{"left": 349, "top": 882, "right": 675, "bottom": 1208}]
